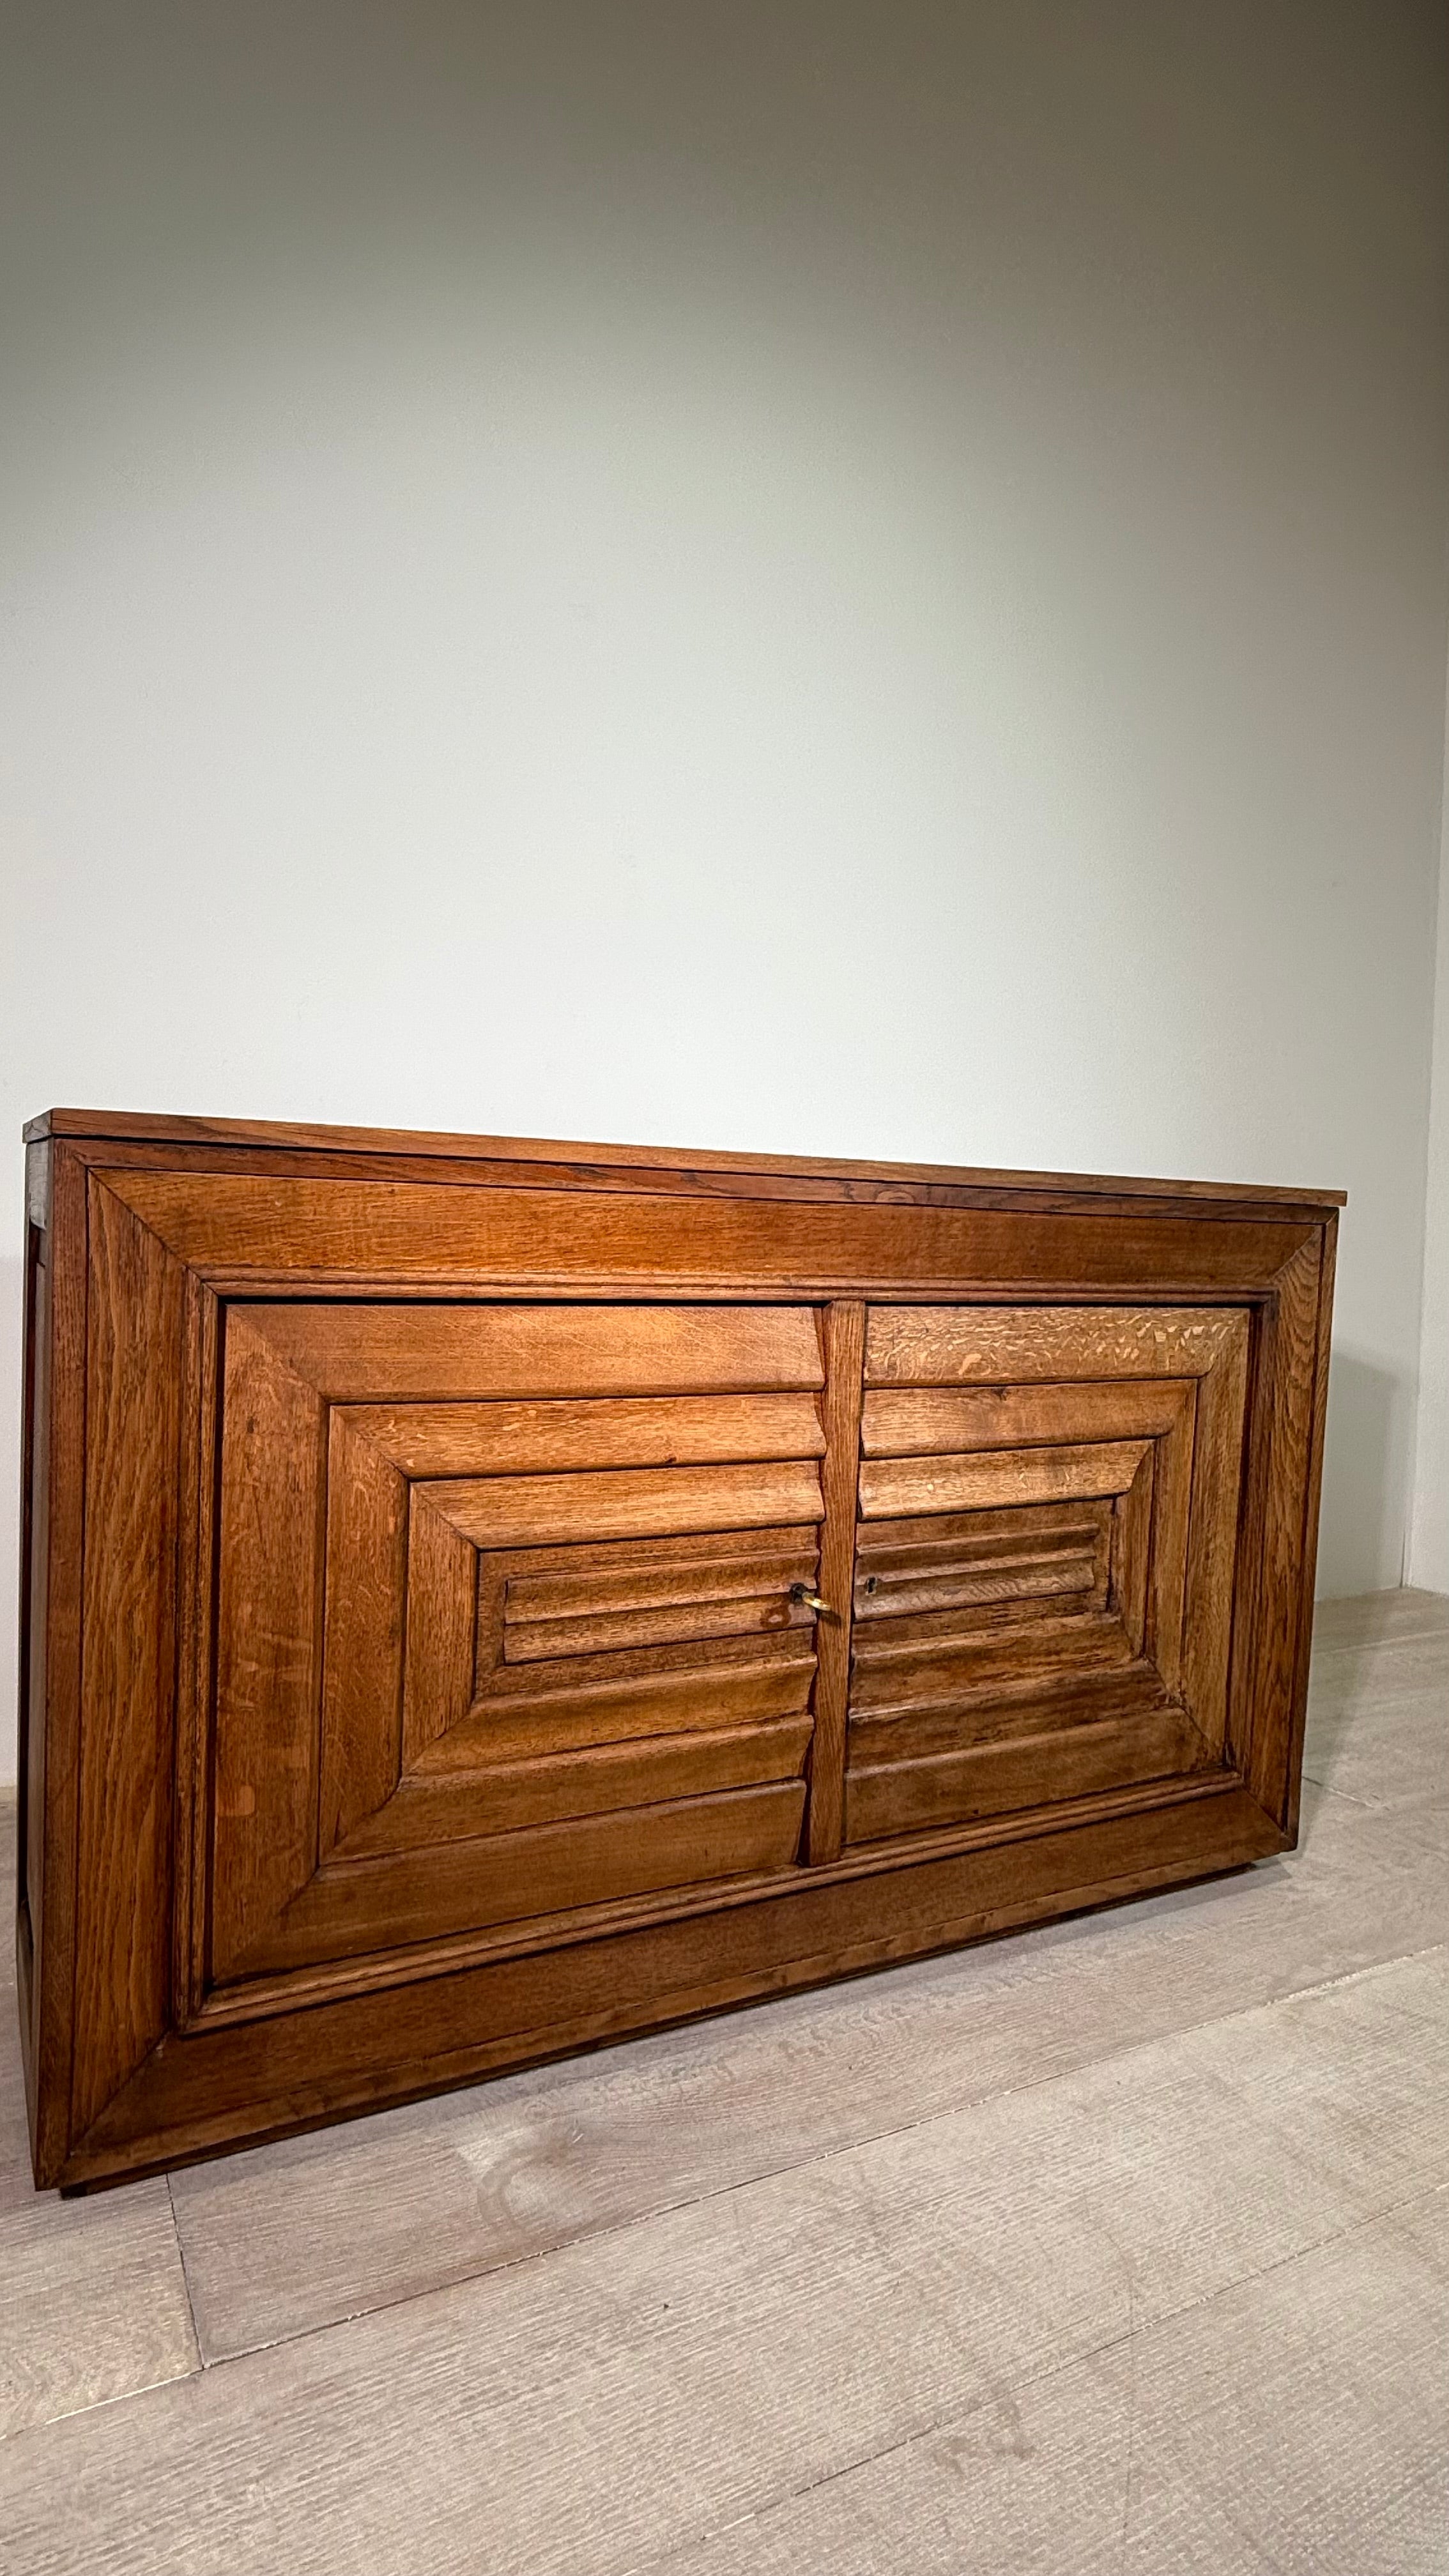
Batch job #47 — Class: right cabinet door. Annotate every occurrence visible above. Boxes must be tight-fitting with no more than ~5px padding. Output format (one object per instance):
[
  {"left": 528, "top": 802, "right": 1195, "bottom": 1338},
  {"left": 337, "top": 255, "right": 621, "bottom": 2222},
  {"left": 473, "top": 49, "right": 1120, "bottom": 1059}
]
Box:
[{"left": 847, "top": 1303, "right": 1252, "bottom": 1844}]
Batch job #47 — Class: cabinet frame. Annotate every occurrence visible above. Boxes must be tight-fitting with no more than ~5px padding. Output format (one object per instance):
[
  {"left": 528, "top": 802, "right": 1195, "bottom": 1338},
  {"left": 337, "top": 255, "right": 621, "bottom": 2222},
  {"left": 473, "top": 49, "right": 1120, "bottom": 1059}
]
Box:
[{"left": 15, "top": 1112, "right": 1340, "bottom": 2189}]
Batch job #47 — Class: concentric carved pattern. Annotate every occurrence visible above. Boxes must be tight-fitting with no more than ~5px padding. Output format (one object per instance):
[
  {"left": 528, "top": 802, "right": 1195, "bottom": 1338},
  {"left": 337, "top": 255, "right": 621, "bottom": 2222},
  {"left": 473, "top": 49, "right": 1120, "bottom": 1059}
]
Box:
[
  {"left": 845, "top": 1305, "right": 1252, "bottom": 1842},
  {"left": 208, "top": 1295, "right": 1252, "bottom": 1988},
  {"left": 210, "top": 1303, "right": 827, "bottom": 1981},
  {"left": 21, "top": 1136, "right": 1332, "bottom": 2194}
]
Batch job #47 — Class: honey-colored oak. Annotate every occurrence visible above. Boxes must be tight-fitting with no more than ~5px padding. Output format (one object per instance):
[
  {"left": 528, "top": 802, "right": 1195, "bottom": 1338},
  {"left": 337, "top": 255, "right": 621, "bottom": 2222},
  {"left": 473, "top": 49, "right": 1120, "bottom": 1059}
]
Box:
[{"left": 13, "top": 1114, "right": 1340, "bottom": 2186}]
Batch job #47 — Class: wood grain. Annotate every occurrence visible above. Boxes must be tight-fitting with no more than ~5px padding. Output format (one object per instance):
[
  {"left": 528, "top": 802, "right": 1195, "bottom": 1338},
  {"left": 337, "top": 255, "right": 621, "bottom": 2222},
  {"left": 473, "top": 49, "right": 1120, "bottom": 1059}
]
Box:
[
  {"left": 341, "top": 1392, "right": 825, "bottom": 1475},
  {"left": 854, "top": 1498, "right": 1110, "bottom": 1577},
  {"left": 1284, "top": 1215, "right": 1339, "bottom": 1836},
  {"left": 318, "top": 1416, "right": 408, "bottom": 1852},
  {"left": 19, "top": 1131, "right": 1351, "bottom": 1234},
  {"left": 70, "top": 1788, "right": 1284, "bottom": 2184},
  {"left": 18, "top": 1142, "right": 90, "bottom": 2186},
  {"left": 865, "top": 1304, "right": 1248, "bottom": 1386},
  {"left": 1144, "top": 1385, "right": 1194, "bottom": 1694},
  {"left": 847, "top": 1708, "right": 1211, "bottom": 1842},
  {"left": 502, "top": 1529, "right": 816, "bottom": 1623},
  {"left": 500, "top": 1586, "right": 814, "bottom": 1664},
  {"left": 399, "top": 1491, "right": 477, "bottom": 1766},
  {"left": 15, "top": 1112, "right": 1336, "bottom": 2186},
  {"left": 807, "top": 1302, "right": 866, "bottom": 1864},
  {"left": 859, "top": 1439, "right": 1149, "bottom": 1521},
  {"left": 847, "top": 1659, "right": 1176, "bottom": 1762},
  {"left": 209, "top": 1310, "right": 328, "bottom": 1986},
  {"left": 1114, "top": 1450, "right": 1154, "bottom": 1659},
  {"left": 849, "top": 1608, "right": 1139, "bottom": 1717},
  {"left": 172, "top": 1268, "right": 221, "bottom": 2025},
  {"left": 1180, "top": 1312, "right": 1250, "bottom": 1757},
  {"left": 15, "top": 1194, "right": 49, "bottom": 2113},
  {"left": 1238, "top": 1241, "right": 1322, "bottom": 1823},
  {"left": 244, "top": 1783, "right": 812, "bottom": 1970},
  {"left": 846, "top": 1313, "right": 1239, "bottom": 1856},
  {"left": 240, "top": 1300, "right": 825, "bottom": 1400},
  {"left": 101, "top": 1169, "right": 1312, "bottom": 1298},
  {"left": 861, "top": 1377, "right": 1193, "bottom": 1455},
  {"left": 855, "top": 1544, "right": 1100, "bottom": 1620},
  {"left": 29, "top": 1102, "right": 1347, "bottom": 1206},
  {"left": 70, "top": 1181, "right": 183, "bottom": 2133},
  {"left": 424, "top": 1460, "right": 824, "bottom": 1551},
  {"left": 335, "top": 1715, "right": 814, "bottom": 1852},
  {"left": 424, "top": 1641, "right": 818, "bottom": 1768}
]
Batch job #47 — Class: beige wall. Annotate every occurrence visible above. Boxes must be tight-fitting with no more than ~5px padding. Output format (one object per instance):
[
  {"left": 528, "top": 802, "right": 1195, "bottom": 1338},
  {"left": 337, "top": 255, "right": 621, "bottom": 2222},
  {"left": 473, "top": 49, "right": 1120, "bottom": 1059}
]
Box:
[{"left": 3, "top": 2, "right": 1448, "bottom": 1777}]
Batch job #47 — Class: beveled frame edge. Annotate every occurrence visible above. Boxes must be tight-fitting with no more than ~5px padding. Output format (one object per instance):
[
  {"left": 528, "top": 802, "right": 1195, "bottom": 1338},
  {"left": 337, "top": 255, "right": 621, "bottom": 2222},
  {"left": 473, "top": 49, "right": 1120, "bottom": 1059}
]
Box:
[
  {"left": 200, "top": 1324, "right": 832, "bottom": 1991},
  {"left": 16, "top": 1141, "right": 91, "bottom": 2185},
  {"left": 90, "top": 1163, "right": 1330, "bottom": 1308},
  {"left": 26, "top": 1110, "right": 1346, "bottom": 1219},
  {"left": 20, "top": 1149, "right": 1338, "bottom": 2186},
  {"left": 1229, "top": 1235, "right": 1326, "bottom": 1827},
  {"left": 1284, "top": 1213, "right": 1339, "bottom": 1836},
  {"left": 197, "top": 1298, "right": 1238, "bottom": 1999},
  {"left": 174, "top": 1272, "right": 222, "bottom": 2028},
  {"left": 59, "top": 1782, "right": 1285, "bottom": 2192}
]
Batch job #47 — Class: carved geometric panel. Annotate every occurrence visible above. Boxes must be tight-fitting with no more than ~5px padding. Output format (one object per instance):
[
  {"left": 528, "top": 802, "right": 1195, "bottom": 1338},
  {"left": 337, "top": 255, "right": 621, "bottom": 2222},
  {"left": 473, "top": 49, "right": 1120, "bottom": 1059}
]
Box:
[
  {"left": 847, "top": 1306, "right": 1251, "bottom": 1842},
  {"left": 209, "top": 1301, "right": 827, "bottom": 1984},
  {"left": 18, "top": 1123, "right": 1338, "bottom": 2193}
]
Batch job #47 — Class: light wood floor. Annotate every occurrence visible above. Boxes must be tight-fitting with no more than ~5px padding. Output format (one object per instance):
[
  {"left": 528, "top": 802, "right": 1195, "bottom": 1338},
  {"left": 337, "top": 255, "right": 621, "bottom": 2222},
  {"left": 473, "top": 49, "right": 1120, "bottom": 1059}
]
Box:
[{"left": 3, "top": 1588, "right": 1448, "bottom": 2573}]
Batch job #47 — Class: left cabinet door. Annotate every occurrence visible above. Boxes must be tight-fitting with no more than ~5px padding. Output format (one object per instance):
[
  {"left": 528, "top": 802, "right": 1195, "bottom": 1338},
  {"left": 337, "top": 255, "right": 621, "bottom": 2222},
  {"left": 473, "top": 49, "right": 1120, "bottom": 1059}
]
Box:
[{"left": 206, "top": 1300, "right": 827, "bottom": 1985}]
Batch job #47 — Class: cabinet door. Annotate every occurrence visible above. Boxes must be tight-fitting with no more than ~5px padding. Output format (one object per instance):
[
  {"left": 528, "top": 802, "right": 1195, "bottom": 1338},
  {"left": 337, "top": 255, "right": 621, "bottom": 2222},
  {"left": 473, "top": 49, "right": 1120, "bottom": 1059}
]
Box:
[
  {"left": 208, "top": 1301, "right": 825, "bottom": 1982},
  {"left": 847, "top": 1305, "right": 1250, "bottom": 1842}
]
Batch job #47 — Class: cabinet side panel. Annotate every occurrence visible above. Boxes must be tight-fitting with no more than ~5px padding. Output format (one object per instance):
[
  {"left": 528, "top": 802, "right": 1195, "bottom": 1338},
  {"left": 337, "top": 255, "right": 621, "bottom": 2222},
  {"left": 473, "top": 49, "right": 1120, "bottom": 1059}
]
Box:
[
  {"left": 26, "top": 1146, "right": 90, "bottom": 2184},
  {"left": 1283, "top": 1218, "right": 1338, "bottom": 1837},
  {"left": 15, "top": 1163, "right": 49, "bottom": 2119},
  {"left": 1238, "top": 1239, "right": 1322, "bottom": 1829},
  {"left": 70, "top": 1180, "right": 184, "bottom": 2138}
]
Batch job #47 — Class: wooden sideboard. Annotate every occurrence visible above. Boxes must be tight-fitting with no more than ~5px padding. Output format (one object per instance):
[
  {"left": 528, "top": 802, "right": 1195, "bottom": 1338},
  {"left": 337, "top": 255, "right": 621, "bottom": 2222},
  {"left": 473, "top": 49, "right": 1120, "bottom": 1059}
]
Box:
[{"left": 15, "top": 1110, "right": 1342, "bottom": 2189}]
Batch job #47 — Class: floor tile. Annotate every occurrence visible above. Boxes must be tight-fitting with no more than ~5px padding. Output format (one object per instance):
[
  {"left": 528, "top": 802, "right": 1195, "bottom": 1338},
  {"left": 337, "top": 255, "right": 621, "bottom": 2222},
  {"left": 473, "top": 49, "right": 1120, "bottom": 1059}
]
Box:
[
  {"left": 1311, "top": 1586, "right": 1449, "bottom": 1652},
  {"left": 5, "top": 1598, "right": 1448, "bottom": 2576},
  {"left": 0, "top": 2018, "right": 199, "bottom": 2437},
  {"left": 0, "top": 1796, "right": 199, "bottom": 2438},
  {"left": 10, "top": 1947, "right": 1449, "bottom": 2573},
  {"left": 168, "top": 1770, "right": 1449, "bottom": 2361},
  {"left": 641, "top": 2188, "right": 1449, "bottom": 2576},
  {"left": 1303, "top": 1631, "right": 1449, "bottom": 1820}
]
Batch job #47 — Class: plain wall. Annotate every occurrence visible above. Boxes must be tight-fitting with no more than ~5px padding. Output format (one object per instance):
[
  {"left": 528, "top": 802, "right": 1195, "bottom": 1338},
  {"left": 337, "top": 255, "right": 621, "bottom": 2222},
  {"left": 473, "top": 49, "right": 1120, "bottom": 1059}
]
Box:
[{"left": 4, "top": 1, "right": 1448, "bottom": 1780}]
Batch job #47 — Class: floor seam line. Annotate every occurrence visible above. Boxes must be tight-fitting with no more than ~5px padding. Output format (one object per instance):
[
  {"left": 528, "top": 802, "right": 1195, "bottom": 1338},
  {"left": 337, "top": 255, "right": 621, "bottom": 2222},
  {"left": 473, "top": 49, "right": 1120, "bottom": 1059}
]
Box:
[
  {"left": 185, "top": 1934, "right": 1449, "bottom": 2378},
  {"left": 164, "top": 2172, "right": 206, "bottom": 2379},
  {"left": 9, "top": 2352, "right": 211, "bottom": 2443}
]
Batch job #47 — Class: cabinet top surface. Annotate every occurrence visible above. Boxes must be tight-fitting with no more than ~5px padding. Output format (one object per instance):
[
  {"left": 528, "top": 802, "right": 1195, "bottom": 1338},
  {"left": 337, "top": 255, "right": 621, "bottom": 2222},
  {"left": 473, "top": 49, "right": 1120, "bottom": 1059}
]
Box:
[{"left": 23, "top": 1106, "right": 1347, "bottom": 1212}]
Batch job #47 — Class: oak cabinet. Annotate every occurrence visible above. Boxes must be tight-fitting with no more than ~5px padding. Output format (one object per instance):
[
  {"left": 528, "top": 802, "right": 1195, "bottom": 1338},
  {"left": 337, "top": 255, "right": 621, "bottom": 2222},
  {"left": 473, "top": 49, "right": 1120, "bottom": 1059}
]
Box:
[{"left": 15, "top": 1112, "right": 1341, "bottom": 2188}]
